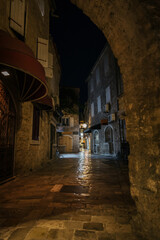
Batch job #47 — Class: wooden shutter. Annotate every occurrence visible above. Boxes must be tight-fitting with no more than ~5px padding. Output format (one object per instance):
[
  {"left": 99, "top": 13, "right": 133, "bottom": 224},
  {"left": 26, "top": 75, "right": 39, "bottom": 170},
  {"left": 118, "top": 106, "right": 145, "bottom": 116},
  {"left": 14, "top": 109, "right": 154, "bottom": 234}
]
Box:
[
  {"left": 37, "top": 37, "right": 48, "bottom": 68},
  {"left": 106, "top": 86, "right": 111, "bottom": 104},
  {"left": 45, "top": 53, "right": 53, "bottom": 78},
  {"left": 91, "top": 103, "right": 94, "bottom": 117},
  {"left": 10, "top": 0, "right": 25, "bottom": 36},
  {"left": 97, "top": 96, "right": 101, "bottom": 113},
  {"left": 70, "top": 117, "right": 74, "bottom": 127}
]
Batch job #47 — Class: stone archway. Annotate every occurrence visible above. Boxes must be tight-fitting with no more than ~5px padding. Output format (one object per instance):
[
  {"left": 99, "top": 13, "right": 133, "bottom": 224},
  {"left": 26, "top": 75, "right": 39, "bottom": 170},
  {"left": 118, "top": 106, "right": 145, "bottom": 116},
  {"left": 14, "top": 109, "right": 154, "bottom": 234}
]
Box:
[{"left": 71, "top": 0, "right": 160, "bottom": 239}]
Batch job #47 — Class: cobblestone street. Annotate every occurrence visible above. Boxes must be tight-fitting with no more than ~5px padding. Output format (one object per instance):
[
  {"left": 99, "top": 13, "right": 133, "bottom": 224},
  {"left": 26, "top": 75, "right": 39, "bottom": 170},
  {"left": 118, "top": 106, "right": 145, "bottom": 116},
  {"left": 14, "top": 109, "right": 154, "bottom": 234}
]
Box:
[{"left": 0, "top": 151, "right": 140, "bottom": 240}]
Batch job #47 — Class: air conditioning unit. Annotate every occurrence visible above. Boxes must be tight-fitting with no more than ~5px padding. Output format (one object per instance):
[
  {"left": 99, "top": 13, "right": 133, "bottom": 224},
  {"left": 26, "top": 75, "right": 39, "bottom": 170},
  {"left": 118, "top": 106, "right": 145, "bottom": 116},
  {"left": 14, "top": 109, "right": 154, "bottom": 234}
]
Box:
[
  {"left": 108, "top": 113, "right": 116, "bottom": 123},
  {"left": 105, "top": 103, "right": 110, "bottom": 112}
]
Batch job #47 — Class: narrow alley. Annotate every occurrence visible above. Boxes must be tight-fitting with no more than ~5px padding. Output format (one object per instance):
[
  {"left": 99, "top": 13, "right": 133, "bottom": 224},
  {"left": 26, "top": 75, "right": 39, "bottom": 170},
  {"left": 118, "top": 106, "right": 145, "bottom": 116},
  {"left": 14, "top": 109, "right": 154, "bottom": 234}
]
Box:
[{"left": 0, "top": 151, "right": 139, "bottom": 240}]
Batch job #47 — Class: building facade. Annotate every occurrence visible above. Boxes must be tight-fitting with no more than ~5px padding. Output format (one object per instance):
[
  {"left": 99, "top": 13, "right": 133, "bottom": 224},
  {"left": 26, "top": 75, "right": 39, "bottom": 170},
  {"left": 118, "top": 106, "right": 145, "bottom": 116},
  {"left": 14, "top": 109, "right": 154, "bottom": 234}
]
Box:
[
  {"left": 58, "top": 87, "right": 80, "bottom": 153},
  {"left": 0, "top": 0, "right": 61, "bottom": 182},
  {"left": 85, "top": 44, "right": 126, "bottom": 157}
]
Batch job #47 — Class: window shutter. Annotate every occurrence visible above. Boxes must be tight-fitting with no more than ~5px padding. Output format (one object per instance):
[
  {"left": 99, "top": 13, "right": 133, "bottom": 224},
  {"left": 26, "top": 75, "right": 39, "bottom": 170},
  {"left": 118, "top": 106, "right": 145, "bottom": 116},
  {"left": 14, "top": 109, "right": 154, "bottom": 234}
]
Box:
[
  {"left": 37, "top": 37, "right": 48, "bottom": 68},
  {"left": 106, "top": 86, "right": 111, "bottom": 104},
  {"left": 70, "top": 117, "right": 74, "bottom": 127},
  {"left": 91, "top": 103, "right": 94, "bottom": 117},
  {"left": 97, "top": 96, "right": 101, "bottom": 113},
  {"left": 10, "top": 0, "right": 25, "bottom": 36},
  {"left": 45, "top": 53, "right": 53, "bottom": 78}
]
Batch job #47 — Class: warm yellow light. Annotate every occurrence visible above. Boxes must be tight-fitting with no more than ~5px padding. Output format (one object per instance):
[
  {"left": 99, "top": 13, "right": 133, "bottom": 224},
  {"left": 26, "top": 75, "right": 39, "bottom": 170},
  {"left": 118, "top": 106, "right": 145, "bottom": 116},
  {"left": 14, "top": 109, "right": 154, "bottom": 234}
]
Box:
[{"left": 82, "top": 123, "right": 87, "bottom": 128}]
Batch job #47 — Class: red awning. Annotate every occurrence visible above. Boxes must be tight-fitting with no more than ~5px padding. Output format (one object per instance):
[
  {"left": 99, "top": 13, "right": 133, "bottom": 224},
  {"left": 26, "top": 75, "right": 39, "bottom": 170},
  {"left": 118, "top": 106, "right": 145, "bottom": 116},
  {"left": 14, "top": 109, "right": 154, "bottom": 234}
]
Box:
[
  {"left": 34, "top": 96, "right": 53, "bottom": 110},
  {"left": 0, "top": 30, "right": 48, "bottom": 101}
]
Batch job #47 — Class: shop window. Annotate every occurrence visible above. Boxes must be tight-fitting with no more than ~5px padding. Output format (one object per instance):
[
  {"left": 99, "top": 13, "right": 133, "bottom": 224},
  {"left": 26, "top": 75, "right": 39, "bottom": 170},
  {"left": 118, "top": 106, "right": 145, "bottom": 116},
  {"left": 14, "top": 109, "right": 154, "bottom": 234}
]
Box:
[{"left": 32, "top": 106, "right": 40, "bottom": 140}]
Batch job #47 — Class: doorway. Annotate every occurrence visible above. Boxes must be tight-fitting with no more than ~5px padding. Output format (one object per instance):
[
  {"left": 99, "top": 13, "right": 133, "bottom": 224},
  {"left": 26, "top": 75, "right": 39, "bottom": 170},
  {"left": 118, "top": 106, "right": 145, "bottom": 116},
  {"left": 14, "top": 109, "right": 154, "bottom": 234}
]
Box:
[
  {"left": 93, "top": 130, "right": 100, "bottom": 154},
  {"left": 104, "top": 126, "right": 114, "bottom": 155},
  {"left": 0, "top": 80, "right": 16, "bottom": 183}
]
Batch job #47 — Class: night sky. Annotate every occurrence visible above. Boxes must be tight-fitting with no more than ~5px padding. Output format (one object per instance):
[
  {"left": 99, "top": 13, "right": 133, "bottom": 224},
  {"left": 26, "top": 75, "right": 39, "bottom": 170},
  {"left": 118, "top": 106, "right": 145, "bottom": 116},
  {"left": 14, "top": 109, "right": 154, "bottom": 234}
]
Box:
[{"left": 51, "top": 0, "right": 106, "bottom": 105}]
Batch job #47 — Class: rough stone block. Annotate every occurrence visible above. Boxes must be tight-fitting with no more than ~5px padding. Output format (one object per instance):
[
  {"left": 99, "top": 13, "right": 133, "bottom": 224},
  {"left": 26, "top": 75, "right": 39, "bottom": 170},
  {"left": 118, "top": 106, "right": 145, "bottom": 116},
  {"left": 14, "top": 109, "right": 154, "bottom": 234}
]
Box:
[{"left": 83, "top": 222, "right": 104, "bottom": 231}]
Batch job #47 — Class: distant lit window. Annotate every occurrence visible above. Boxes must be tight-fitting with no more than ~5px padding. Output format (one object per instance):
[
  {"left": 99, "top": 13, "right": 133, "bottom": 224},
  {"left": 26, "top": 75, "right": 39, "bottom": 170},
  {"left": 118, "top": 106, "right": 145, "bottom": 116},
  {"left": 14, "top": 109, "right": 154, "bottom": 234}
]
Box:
[
  {"left": 91, "top": 102, "right": 94, "bottom": 117},
  {"left": 96, "top": 67, "right": 100, "bottom": 85},
  {"left": 97, "top": 96, "right": 101, "bottom": 113}
]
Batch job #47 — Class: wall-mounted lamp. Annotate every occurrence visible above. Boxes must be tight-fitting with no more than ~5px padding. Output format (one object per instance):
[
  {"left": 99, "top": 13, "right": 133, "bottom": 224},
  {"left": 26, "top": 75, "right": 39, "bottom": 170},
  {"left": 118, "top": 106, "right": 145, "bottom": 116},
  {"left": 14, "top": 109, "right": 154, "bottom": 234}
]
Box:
[{"left": 1, "top": 71, "right": 10, "bottom": 76}]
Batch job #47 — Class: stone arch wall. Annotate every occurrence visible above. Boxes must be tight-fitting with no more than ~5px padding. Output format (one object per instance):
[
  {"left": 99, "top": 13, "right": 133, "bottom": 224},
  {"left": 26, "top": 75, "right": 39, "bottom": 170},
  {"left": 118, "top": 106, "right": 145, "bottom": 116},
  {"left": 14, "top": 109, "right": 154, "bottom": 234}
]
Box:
[{"left": 71, "top": 0, "right": 160, "bottom": 239}]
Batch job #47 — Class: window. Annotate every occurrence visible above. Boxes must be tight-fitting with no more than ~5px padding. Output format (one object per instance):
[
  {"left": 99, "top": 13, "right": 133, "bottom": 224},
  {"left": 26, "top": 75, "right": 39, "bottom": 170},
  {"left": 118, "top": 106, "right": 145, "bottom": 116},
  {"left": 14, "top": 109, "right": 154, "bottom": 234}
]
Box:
[
  {"left": 66, "top": 118, "right": 70, "bottom": 126},
  {"left": 10, "top": 0, "right": 25, "bottom": 36},
  {"left": 106, "top": 86, "right": 111, "bottom": 104},
  {"left": 37, "top": 37, "right": 48, "bottom": 68},
  {"left": 32, "top": 106, "right": 40, "bottom": 140},
  {"left": 62, "top": 118, "right": 70, "bottom": 126},
  {"left": 96, "top": 67, "right": 100, "bottom": 85},
  {"left": 97, "top": 96, "right": 101, "bottom": 113},
  {"left": 91, "top": 102, "right": 94, "bottom": 117}
]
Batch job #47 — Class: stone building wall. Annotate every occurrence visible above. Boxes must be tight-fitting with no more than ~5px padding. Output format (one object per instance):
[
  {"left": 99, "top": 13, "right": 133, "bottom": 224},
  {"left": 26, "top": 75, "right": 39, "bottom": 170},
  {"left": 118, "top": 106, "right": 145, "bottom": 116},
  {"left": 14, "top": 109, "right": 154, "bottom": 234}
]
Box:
[
  {"left": 60, "top": 113, "right": 79, "bottom": 153},
  {"left": 0, "top": 0, "right": 60, "bottom": 174},
  {"left": 59, "top": 87, "right": 80, "bottom": 153},
  {"left": 87, "top": 44, "right": 121, "bottom": 156},
  {"left": 48, "top": 37, "right": 61, "bottom": 102},
  {"left": 15, "top": 102, "right": 50, "bottom": 174},
  {"left": 72, "top": 0, "right": 160, "bottom": 238}
]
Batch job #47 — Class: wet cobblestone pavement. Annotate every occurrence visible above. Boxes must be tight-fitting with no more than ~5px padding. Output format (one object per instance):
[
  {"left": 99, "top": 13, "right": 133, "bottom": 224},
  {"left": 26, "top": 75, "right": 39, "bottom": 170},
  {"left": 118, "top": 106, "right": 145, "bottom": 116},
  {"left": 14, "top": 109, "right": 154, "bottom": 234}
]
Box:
[{"left": 0, "top": 151, "right": 140, "bottom": 240}]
